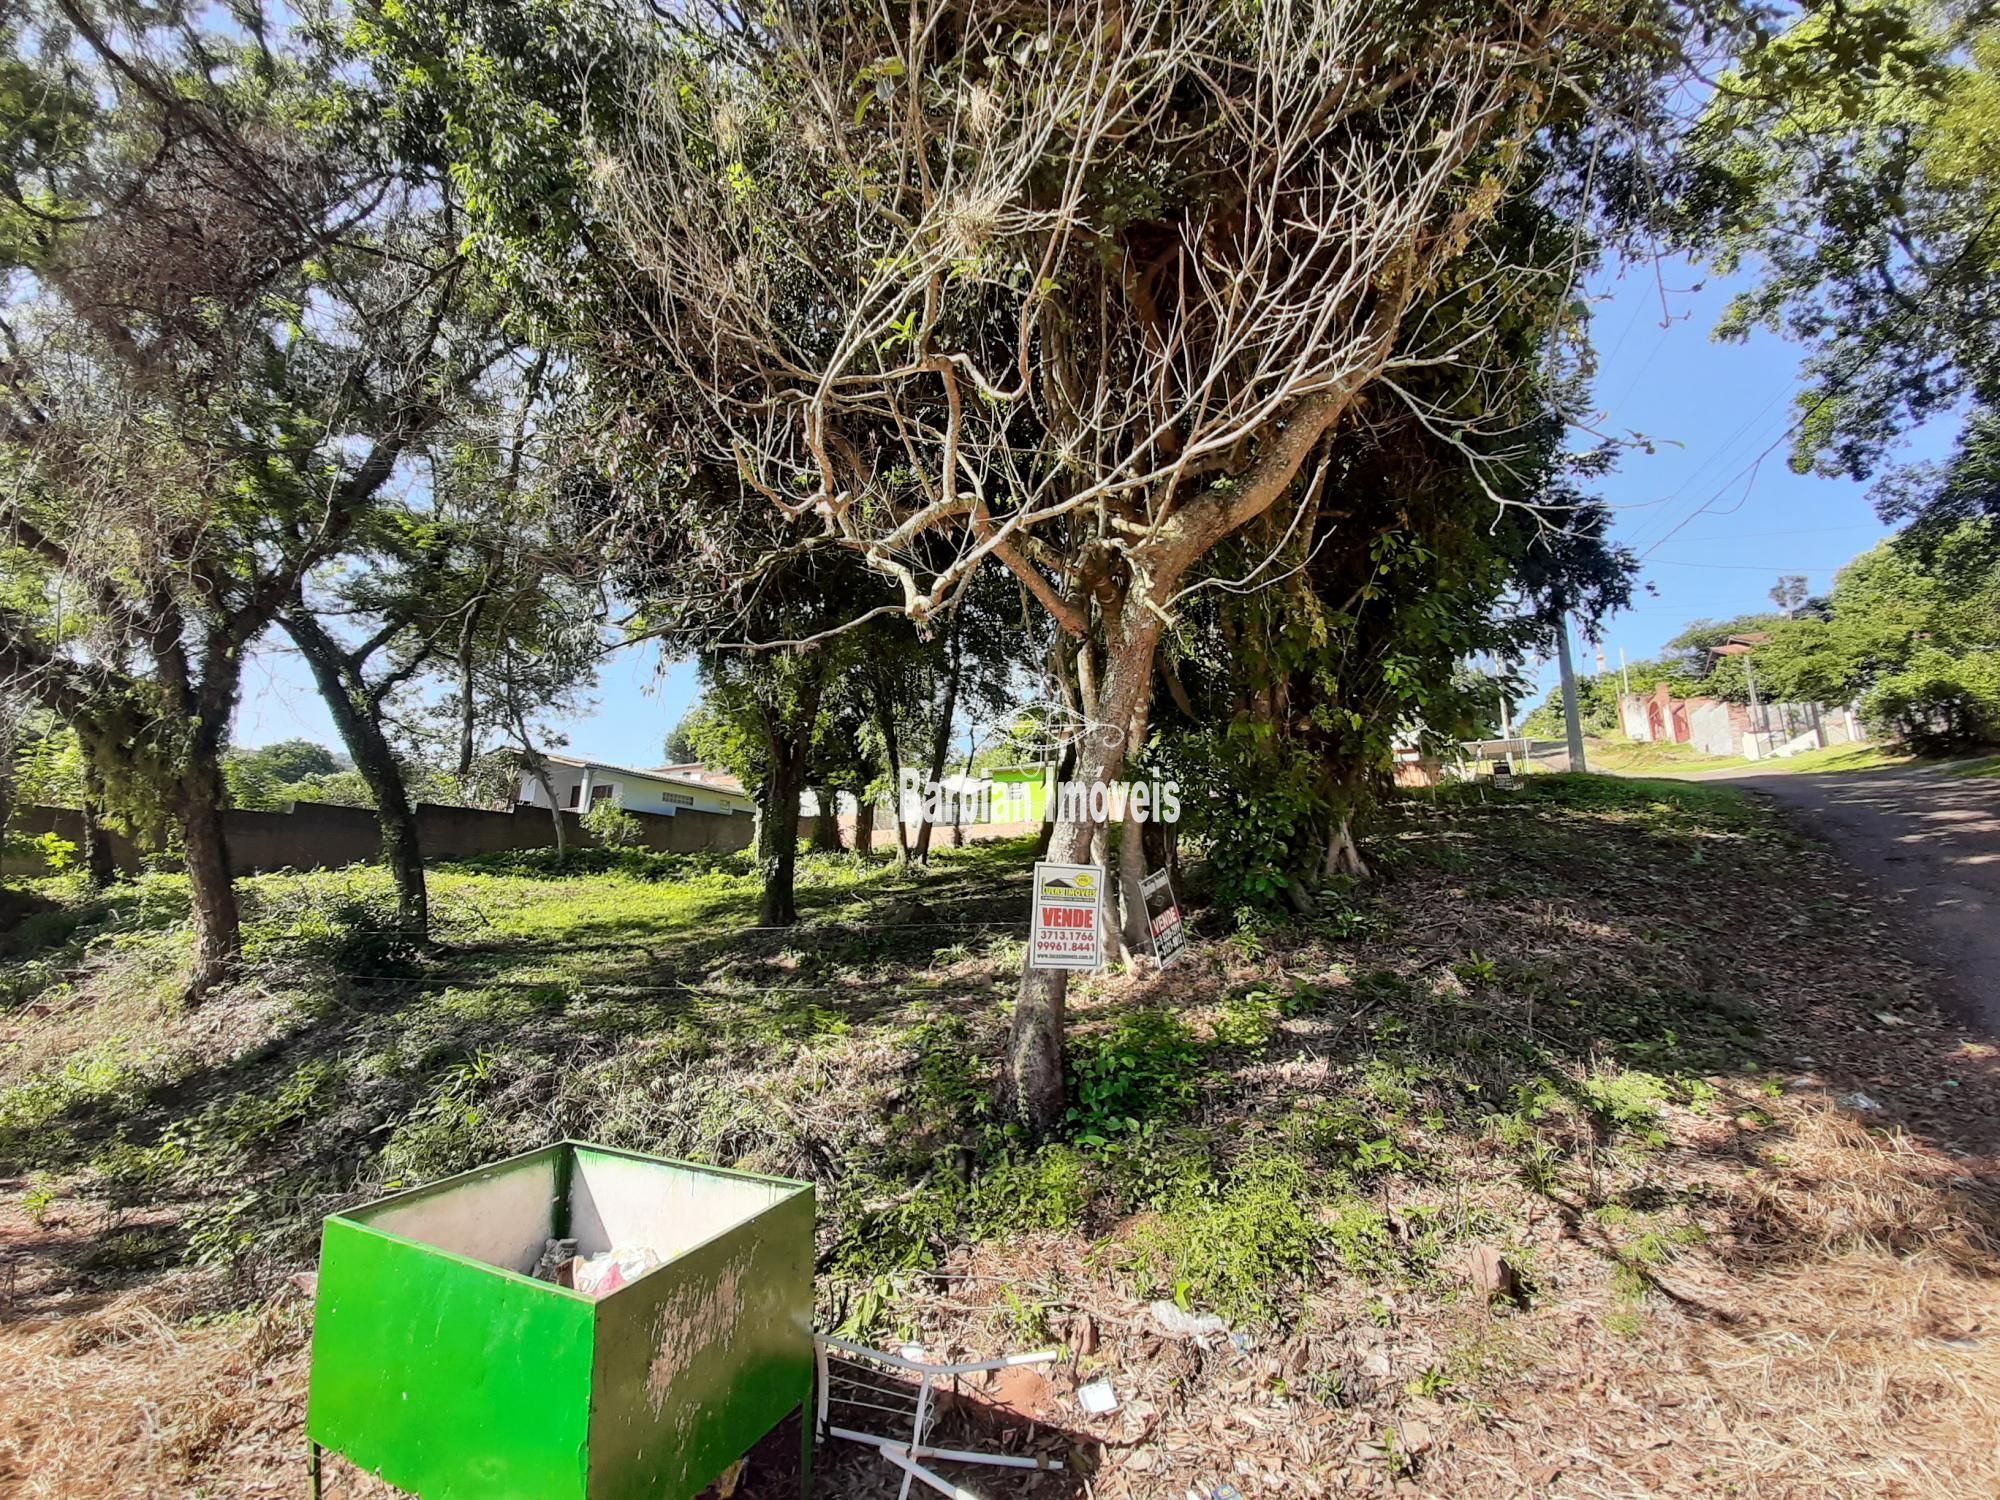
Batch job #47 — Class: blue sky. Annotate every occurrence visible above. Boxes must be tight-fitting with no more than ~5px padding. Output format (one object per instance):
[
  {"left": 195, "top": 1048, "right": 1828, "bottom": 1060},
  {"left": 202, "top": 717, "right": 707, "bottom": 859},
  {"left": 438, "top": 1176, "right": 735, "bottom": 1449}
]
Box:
[
  {"left": 232, "top": 255, "right": 1951, "bottom": 763},
  {"left": 1526, "top": 254, "right": 1949, "bottom": 707}
]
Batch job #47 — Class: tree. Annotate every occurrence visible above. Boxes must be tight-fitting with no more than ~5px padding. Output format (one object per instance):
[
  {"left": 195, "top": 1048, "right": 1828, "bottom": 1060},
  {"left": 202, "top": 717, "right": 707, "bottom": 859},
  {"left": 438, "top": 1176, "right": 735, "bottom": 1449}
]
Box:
[
  {"left": 281, "top": 359, "right": 555, "bottom": 937},
  {"left": 377, "top": 0, "right": 1701, "bottom": 1132},
  {"left": 1770, "top": 575, "right": 1810, "bottom": 614},
  {"left": 663, "top": 714, "right": 704, "bottom": 767},
  {"left": 222, "top": 741, "right": 343, "bottom": 810},
  {"left": 0, "top": 2, "right": 486, "bottom": 993},
  {"left": 1752, "top": 520, "right": 2000, "bottom": 746},
  {"left": 1160, "top": 381, "right": 1635, "bottom": 909},
  {"left": 641, "top": 559, "right": 870, "bottom": 926},
  {"left": 1675, "top": 0, "right": 2000, "bottom": 542}
]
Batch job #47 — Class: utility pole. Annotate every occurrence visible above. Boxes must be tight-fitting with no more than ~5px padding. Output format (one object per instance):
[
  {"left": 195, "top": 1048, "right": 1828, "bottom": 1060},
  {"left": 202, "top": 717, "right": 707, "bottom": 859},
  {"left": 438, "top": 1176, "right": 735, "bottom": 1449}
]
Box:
[
  {"left": 1556, "top": 614, "right": 1588, "bottom": 773},
  {"left": 1618, "top": 646, "right": 1631, "bottom": 697},
  {"left": 1743, "top": 652, "right": 1764, "bottom": 753}
]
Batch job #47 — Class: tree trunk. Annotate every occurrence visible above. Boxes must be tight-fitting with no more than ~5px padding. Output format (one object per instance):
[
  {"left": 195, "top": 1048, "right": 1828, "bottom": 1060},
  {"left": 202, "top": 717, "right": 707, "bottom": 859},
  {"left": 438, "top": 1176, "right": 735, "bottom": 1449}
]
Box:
[
  {"left": 1118, "top": 813, "right": 1149, "bottom": 958},
  {"left": 912, "top": 617, "right": 964, "bottom": 862},
  {"left": 810, "top": 783, "right": 844, "bottom": 852},
  {"left": 756, "top": 736, "right": 806, "bottom": 927},
  {"left": 453, "top": 600, "right": 485, "bottom": 778},
  {"left": 513, "top": 705, "right": 566, "bottom": 855},
  {"left": 81, "top": 762, "right": 117, "bottom": 889},
  {"left": 285, "top": 611, "right": 429, "bottom": 938},
  {"left": 177, "top": 755, "right": 239, "bottom": 1000},
  {"left": 1006, "top": 609, "right": 1162, "bottom": 1134},
  {"left": 1141, "top": 808, "right": 1173, "bottom": 884},
  {"left": 1117, "top": 690, "right": 1154, "bottom": 957},
  {"left": 854, "top": 799, "right": 877, "bottom": 858},
  {"left": 536, "top": 761, "right": 568, "bottom": 855},
  {"left": 1323, "top": 814, "right": 1369, "bottom": 880},
  {"left": 870, "top": 685, "right": 911, "bottom": 867},
  {"left": 1032, "top": 742, "right": 1074, "bottom": 859}
]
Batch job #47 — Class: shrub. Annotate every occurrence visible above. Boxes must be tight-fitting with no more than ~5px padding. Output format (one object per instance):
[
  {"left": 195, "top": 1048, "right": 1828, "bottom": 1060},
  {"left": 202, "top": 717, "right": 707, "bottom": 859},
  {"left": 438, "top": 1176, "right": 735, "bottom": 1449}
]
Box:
[
  {"left": 969, "top": 1146, "right": 1092, "bottom": 1233},
  {"left": 582, "top": 799, "right": 646, "bottom": 849},
  {"left": 1122, "top": 1152, "right": 1322, "bottom": 1322},
  {"left": 1862, "top": 649, "right": 2000, "bottom": 754},
  {"left": 1064, "top": 1008, "right": 1205, "bottom": 1145}
]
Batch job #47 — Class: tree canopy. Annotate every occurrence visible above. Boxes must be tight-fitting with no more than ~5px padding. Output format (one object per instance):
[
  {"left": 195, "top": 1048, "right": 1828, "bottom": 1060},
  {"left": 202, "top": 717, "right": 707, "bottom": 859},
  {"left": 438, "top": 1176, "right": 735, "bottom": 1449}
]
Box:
[{"left": 1678, "top": 0, "right": 2000, "bottom": 543}]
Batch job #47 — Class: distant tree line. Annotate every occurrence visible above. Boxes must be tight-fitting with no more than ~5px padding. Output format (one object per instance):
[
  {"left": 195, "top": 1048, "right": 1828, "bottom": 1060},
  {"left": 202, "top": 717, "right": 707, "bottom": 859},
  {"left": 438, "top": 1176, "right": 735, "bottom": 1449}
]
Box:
[{"left": 1523, "top": 523, "right": 2000, "bottom": 751}]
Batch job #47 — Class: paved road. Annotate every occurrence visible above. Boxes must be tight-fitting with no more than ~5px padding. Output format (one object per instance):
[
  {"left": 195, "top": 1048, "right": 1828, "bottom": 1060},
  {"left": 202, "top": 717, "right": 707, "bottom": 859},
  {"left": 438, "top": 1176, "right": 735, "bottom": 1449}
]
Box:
[{"left": 1685, "top": 764, "right": 2000, "bottom": 1031}]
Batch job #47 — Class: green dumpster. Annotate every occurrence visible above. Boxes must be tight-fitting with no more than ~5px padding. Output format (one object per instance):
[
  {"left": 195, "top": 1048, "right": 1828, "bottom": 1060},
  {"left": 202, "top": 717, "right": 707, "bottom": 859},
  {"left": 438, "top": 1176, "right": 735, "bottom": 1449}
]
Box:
[{"left": 306, "top": 1141, "right": 814, "bottom": 1500}]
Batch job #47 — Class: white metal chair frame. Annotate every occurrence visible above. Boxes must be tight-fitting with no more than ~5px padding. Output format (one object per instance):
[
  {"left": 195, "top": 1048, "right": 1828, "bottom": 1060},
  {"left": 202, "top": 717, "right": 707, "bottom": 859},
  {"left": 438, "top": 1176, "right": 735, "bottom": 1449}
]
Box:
[{"left": 814, "top": 1334, "right": 1067, "bottom": 1500}]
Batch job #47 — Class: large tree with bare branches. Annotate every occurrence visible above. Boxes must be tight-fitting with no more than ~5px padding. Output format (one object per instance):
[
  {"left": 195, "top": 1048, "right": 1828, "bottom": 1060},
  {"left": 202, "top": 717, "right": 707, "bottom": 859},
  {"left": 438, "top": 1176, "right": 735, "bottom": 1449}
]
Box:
[{"left": 370, "top": 0, "right": 1695, "bottom": 1130}]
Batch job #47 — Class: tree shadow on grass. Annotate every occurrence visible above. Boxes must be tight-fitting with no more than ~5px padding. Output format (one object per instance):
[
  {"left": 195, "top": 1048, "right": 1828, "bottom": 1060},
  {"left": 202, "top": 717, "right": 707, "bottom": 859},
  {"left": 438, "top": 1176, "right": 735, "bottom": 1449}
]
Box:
[
  {"left": 0, "top": 838, "right": 1048, "bottom": 1317},
  {"left": 1093, "top": 776, "right": 2000, "bottom": 1323}
]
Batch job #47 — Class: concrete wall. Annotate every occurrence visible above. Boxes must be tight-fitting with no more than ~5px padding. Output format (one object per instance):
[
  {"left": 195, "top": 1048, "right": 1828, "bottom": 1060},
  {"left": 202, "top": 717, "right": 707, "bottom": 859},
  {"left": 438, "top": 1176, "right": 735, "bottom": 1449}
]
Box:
[
  {"left": 1686, "top": 698, "right": 1744, "bottom": 757},
  {"left": 3, "top": 805, "right": 144, "bottom": 877},
  {"left": 1618, "top": 695, "right": 1652, "bottom": 741},
  {"left": 7, "top": 796, "right": 752, "bottom": 879},
  {"left": 1617, "top": 690, "right": 1868, "bottom": 756},
  {"left": 797, "top": 812, "right": 1040, "bottom": 851}
]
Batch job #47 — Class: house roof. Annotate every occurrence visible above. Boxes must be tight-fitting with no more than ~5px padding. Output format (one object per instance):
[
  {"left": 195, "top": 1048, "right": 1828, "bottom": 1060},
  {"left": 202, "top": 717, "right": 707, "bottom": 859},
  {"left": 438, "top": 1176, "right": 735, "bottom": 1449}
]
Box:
[
  {"left": 1707, "top": 632, "right": 1770, "bottom": 659},
  {"left": 541, "top": 754, "right": 749, "bottom": 800},
  {"left": 651, "top": 760, "right": 748, "bottom": 794}
]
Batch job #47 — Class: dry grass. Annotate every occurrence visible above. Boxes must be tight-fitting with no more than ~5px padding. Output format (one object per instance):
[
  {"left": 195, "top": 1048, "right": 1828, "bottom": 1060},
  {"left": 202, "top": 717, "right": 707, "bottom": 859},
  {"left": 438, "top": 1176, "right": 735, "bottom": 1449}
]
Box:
[{"left": 0, "top": 1279, "right": 314, "bottom": 1498}]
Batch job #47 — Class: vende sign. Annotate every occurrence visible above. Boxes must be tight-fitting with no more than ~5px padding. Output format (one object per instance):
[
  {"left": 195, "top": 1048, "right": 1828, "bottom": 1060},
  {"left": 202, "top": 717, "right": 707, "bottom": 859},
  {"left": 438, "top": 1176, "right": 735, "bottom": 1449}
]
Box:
[
  {"left": 1142, "top": 868, "right": 1187, "bottom": 968},
  {"left": 1030, "top": 861, "right": 1103, "bottom": 971}
]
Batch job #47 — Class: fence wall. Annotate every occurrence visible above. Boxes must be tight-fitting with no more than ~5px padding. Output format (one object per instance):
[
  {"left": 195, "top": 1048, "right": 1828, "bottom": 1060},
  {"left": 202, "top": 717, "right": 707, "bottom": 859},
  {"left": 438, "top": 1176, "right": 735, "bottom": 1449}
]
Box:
[
  {"left": 1618, "top": 687, "right": 1867, "bottom": 757},
  {"left": 6, "top": 797, "right": 751, "bottom": 879}
]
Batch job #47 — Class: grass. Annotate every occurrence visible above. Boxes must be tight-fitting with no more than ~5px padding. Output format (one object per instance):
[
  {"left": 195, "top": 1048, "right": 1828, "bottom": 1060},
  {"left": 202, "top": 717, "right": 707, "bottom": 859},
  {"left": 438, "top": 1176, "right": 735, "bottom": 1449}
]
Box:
[
  {"left": 1744, "top": 741, "right": 1917, "bottom": 774},
  {"left": 4, "top": 782, "right": 1999, "bottom": 1496},
  {"left": 1580, "top": 736, "right": 1744, "bottom": 774},
  {"left": 1584, "top": 734, "right": 1937, "bottom": 777}
]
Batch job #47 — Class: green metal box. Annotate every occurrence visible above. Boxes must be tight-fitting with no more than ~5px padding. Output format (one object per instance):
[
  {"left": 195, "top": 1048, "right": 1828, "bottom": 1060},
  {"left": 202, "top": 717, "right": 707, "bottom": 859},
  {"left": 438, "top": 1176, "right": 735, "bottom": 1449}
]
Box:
[{"left": 306, "top": 1142, "right": 814, "bottom": 1500}]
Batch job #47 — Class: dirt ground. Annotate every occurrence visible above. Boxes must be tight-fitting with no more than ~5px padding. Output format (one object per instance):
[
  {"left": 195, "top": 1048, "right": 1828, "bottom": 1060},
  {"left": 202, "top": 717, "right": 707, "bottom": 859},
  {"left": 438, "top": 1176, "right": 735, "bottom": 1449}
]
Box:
[
  {"left": 1697, "top": 763, "right": 2000, "bottom": 1032},
  {"left": 3, "top": 780, "right": 1999, "bottom": 1498}
]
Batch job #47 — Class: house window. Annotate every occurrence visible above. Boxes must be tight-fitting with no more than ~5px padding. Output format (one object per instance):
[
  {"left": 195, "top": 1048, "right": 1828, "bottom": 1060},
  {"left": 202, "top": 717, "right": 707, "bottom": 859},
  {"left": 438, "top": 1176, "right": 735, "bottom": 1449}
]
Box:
[
  {"left": 590, "top": 785, "right": 614, "bottom": 805},
  {"left": 567, "top": 783, "right": 581, "bottom": 807}
]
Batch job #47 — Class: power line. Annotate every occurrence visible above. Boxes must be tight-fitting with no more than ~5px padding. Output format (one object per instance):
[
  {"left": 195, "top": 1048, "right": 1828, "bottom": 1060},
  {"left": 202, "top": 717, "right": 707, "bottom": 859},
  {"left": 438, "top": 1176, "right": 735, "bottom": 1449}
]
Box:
[{"left": 1629, "top": 200, "right": 2000, "bottom": 560}]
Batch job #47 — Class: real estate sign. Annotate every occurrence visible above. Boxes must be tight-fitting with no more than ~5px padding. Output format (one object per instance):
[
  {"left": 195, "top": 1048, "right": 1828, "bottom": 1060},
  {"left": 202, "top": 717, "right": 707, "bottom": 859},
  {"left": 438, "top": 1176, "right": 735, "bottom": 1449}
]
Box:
[
  {"left": 1141, "top": 868, "right": 1187, "bottom": 968},
  {"left": 1030, "top": 861, "right": 1103, "bottom": 970}
]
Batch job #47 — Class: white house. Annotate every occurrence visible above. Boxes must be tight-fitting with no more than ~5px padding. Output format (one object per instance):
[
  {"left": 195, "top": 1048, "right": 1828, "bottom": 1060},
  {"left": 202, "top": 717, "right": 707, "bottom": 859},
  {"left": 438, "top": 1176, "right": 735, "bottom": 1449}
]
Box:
[{"left": 518, "top": 755, "right": 754, "bottom": 819}]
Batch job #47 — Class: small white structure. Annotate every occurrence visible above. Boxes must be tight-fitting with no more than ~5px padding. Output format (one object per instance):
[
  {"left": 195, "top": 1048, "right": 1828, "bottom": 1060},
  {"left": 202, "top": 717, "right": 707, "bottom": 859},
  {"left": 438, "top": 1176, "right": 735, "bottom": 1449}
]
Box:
[{"left": 517, "top": 755, "right": 753, "bottom": 819}]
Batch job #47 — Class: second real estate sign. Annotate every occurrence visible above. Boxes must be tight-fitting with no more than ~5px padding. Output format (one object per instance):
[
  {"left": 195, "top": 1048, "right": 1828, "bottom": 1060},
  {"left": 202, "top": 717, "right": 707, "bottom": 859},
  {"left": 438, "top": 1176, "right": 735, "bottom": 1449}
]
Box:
[{"left": 1030, "top": 861, "right": 1103, "bottom": 970}]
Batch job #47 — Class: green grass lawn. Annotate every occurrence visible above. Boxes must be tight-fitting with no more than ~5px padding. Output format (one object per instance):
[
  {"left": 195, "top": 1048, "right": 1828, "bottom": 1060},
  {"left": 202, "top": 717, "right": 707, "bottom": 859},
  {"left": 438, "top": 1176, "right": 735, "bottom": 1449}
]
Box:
[
  {"left": 1584, "top": 735, "right": 1930, "bottom": 777},
  {"left": 4, "top": 783, "right": 1997, "bottom": 1495},
  {"left": 1579, "top": 736, "right": 1744, "bottom": 775}
]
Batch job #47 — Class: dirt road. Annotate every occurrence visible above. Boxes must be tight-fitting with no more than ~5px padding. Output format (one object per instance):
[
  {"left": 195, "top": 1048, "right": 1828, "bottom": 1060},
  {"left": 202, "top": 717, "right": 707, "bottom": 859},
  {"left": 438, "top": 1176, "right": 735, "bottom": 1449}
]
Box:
[{"left": 1691, "top": 764, "right": 2000, "bottom": 1030}]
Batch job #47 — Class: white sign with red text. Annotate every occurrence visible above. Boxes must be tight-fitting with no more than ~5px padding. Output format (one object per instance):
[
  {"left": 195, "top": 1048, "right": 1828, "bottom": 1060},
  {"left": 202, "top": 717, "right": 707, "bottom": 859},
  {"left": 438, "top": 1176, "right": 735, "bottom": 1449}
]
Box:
[{"left": 1030, "top": 861, "right": 1103, "bottom": 970}]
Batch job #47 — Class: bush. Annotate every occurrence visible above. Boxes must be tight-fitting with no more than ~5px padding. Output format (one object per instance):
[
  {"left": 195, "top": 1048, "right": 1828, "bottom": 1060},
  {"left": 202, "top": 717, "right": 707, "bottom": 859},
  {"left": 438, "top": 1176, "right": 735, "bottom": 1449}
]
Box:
[
  {"left": 582, "top": 799, "right": 646, "bottom": 849},
  {"left": 1121, "top": 1152, "right": 1323, "bottom": 1322},
  {"left": 1861, "top": 649, "right": 2000, "bottom": 754},
  {"left": 1064, "top": 1008, "right": 1205, "bottom": 1145},
  {"left": 1158, "top": 727, "right": 1328, "bottom": 910}
]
